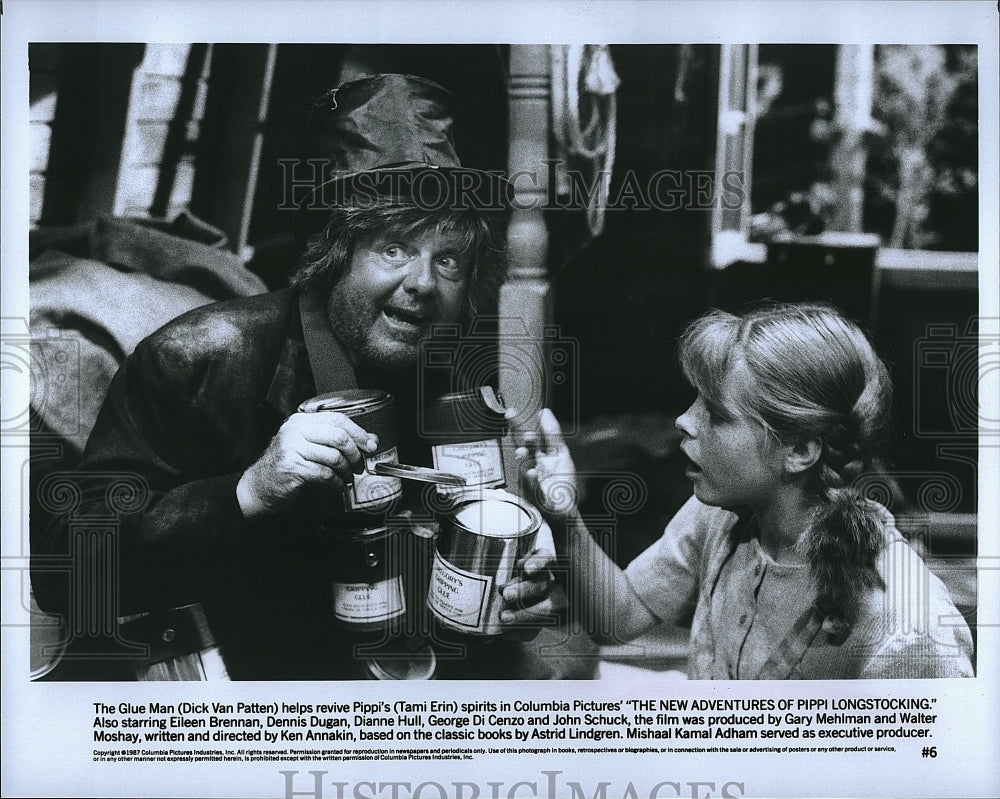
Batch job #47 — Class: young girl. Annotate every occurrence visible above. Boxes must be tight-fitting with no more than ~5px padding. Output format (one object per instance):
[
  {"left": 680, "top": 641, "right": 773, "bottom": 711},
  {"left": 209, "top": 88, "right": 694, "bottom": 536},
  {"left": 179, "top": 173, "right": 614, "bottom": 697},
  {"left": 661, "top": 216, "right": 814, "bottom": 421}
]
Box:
[{"left": 516, "top": 303, "right": 974, "bottom": 679}]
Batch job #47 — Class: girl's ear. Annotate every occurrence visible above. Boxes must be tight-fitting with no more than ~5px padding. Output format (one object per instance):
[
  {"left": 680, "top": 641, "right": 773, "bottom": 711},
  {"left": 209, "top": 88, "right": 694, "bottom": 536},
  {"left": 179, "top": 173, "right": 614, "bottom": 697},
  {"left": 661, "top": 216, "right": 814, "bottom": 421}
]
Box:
[{"left": 784, "top": 437, "right": 822, "bottom": 474}]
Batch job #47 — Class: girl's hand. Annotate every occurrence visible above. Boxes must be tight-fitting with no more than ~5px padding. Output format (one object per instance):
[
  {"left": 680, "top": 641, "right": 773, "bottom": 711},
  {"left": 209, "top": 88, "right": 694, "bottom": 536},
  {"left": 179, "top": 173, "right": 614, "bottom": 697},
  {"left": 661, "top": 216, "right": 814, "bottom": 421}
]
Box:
[
  {"left": 498, "top": 547, "right": 564, "bottom": 640},
  {"left": 514, "top": 408, "right": 580, "bottom": 523}
]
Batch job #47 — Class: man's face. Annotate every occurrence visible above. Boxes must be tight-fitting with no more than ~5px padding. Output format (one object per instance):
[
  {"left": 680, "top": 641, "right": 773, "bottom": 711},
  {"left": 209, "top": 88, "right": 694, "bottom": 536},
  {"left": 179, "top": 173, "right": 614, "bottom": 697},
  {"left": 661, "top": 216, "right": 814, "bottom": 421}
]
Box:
[{"left": 327, "top": 227, "right": 472, "bottom": 370}]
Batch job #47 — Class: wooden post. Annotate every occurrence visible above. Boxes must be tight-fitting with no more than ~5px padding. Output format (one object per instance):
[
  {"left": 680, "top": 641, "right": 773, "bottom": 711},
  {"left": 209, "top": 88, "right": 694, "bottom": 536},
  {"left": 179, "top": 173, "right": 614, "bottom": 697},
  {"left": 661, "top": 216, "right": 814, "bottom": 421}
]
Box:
[
  {"left": 830, "top": 45, "right": 875, "bottom": 233},
  {"left": 500, "top": 46, "right": 551, "bottom": 429},
  {"left": 191, "top": 44, "right": 278, "bottom": 260}
]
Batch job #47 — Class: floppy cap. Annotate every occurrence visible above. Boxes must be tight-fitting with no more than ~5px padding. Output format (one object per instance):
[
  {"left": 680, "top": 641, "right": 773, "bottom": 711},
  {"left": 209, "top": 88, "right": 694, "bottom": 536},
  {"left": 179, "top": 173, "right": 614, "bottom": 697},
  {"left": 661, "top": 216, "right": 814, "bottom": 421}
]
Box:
[{"left": 297, "top": 73, "right": 510, "bottom": 230}]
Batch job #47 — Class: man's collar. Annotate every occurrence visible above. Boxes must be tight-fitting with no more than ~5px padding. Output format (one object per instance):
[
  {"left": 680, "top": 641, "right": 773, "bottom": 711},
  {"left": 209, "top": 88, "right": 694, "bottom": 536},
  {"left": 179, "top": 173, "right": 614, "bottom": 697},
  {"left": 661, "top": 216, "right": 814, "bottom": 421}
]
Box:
[
  {"left": 298, "top": 286, "right": 359, "bottom": 394},
  {"left": 263, "top": 287, "right": 359, "bottom": 417}
]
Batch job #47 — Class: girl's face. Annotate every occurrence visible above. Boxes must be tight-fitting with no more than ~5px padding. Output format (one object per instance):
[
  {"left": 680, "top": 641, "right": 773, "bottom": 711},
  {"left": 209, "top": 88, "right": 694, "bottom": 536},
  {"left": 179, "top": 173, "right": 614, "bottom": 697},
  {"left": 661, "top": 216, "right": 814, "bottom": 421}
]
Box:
[{"left": 675, "top": 370, "right": 786, "bottom": 513}]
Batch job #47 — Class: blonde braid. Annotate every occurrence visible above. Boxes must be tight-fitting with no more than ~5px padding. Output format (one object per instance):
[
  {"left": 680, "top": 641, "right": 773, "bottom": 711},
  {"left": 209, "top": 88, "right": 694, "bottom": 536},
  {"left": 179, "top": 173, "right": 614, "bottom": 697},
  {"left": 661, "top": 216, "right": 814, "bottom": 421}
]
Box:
[
  {"left": 680, "top": 303, "right": 895, "bottom": 637},
  {"left": 806, "top": 393, "right": 888, "bottom": 635}
]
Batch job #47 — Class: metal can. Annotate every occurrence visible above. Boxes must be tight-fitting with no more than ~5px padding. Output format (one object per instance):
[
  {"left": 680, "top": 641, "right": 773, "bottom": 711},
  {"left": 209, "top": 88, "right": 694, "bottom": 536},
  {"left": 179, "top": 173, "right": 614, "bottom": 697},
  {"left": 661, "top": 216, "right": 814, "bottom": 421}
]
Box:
[
  {"left": 119, "top": 603, "right": 230, "bottom": 681},
  {"left": 423, "top": 387, "right": 508, "bottom": 494},
  {"left": 298, "top": 389, "right": 401, "bottom": 512},
  {"left": 427, "top": 489, "right": 541, "bottom": 636},
  {"left": 364, "top": 638, "right": 438, "bottom": 680},
  {"left": 328, "top": 522, "right": 407, "bottom": 631}
]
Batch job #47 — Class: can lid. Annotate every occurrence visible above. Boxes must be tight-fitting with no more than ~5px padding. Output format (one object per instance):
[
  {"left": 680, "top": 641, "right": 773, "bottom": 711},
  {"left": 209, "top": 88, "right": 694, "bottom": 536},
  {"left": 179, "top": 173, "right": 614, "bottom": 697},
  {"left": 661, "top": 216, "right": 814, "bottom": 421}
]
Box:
[
  {"left": 451, "top": 492, "right": 540, "bottom": 538},
  {"left": 298, "top": 389, "right": 392, "bottom": 415},
  {"left": 373, "top": 462, "right": 467, "bottom": 486},
  {"left": 438, "top": 386, "right": 505, "bottom": 414},
  {"left": 366, "top": 644, "right": 437, "bottom": 680}
]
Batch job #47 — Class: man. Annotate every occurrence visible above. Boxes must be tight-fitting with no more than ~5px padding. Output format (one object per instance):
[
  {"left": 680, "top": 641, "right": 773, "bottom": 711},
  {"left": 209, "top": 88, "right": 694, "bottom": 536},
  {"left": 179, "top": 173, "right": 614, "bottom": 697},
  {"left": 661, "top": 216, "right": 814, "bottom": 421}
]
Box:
[{"left": 32, "top": 74, "right": 559, "bottom": 680}]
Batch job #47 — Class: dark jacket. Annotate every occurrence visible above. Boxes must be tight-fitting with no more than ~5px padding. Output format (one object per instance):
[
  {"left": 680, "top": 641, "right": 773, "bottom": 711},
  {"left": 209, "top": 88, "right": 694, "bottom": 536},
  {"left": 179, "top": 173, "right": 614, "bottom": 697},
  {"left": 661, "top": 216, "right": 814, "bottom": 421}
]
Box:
[
  {"left": 34, "top": 288, "right": 334, "bottom": 677},
  {"left": 35, "top": 287, "right": 539, "bottom": 679},
  {"left": 34, "top": 284, "right": 596, "bottom": 680}
]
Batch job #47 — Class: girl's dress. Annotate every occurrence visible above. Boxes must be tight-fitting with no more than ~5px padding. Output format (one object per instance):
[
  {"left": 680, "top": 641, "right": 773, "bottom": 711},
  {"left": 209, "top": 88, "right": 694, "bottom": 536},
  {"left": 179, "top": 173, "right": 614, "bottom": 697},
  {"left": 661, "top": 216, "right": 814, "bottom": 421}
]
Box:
[{"left": 624, "top": 496, "right": 974, "bottom": 679}]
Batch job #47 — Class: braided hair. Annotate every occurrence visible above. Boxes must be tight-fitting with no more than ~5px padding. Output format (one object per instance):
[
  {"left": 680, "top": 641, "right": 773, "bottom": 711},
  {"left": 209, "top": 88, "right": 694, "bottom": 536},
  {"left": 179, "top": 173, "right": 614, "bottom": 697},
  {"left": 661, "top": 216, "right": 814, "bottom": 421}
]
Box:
[{"left": 679, "top": 303, "right": 893, "bottom": 631}]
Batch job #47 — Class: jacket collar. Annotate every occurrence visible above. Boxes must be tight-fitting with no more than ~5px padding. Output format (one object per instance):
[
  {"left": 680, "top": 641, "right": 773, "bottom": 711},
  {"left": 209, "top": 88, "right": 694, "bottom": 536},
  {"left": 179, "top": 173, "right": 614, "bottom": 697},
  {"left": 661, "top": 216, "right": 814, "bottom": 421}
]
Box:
[
  {"left": 298, "top": 286, "right": 358, "bottom": 394},
  {"left": 264, "top": 287, "right": 359, "bottom": 417}
]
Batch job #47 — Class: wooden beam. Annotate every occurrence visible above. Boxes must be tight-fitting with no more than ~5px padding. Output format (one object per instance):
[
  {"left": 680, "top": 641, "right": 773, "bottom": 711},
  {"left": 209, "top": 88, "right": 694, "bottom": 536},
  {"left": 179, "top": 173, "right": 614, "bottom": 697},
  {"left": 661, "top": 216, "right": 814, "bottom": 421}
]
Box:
[
  {"left": 191, "top": 44, "right": 277, "bottom": 259},
  {"left": 500, "top": 46, "right": 552, "bottom": 430}
]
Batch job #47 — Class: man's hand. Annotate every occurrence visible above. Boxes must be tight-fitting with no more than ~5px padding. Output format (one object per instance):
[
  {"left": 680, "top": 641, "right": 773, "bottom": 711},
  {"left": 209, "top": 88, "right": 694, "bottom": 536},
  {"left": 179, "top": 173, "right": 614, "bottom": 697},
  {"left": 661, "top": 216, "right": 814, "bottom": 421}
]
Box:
[
  {"left": 515, "top": 408, "right": 580, "bottom": 523},
  {"left": 236, "top": 412, "right": 379, "bottom": 519},
  {"left": 498, "top": 547, "right": 564, "bottom": 640}
]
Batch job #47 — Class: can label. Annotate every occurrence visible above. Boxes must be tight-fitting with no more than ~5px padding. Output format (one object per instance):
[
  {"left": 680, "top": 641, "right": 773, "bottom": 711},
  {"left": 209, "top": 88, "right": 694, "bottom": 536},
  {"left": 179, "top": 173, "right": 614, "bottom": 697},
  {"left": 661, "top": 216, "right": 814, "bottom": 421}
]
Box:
[
  {"left": 431, "top": 440, "right": 505, "bottom": 490},
  {"left": 332, "top": 576, "right": 405, "bottom": 624},
  {"left": 427, "top": 550, "right": 493, "bottom": 631},
  {"left": 349, "top": 447, "right": 403, "bottom": 510}
]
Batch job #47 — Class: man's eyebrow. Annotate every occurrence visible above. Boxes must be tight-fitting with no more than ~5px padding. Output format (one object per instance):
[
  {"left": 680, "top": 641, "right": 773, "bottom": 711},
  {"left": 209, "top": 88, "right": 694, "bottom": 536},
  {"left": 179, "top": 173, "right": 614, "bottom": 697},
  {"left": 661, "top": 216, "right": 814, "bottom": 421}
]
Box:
[{"left": 370, "top": 230, "right": 407, "bottom": 242}]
